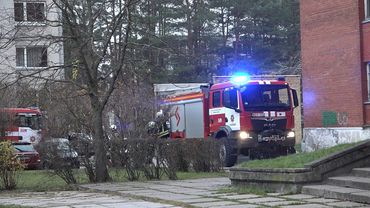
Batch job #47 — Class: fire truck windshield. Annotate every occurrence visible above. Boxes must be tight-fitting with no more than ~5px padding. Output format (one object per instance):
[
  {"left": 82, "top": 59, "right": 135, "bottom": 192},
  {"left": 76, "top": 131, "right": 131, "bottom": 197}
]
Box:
[
  {"left": 16, "top": 115, "right": 42, "bottom": 130},
  {"left": 241, "top": 84, "right": 291, "bottom": 111}
]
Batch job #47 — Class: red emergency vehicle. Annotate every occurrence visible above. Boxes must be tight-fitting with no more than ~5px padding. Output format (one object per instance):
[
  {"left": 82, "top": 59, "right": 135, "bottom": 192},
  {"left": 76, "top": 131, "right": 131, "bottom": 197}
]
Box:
[
  {"left": 164, "top": 76, "right": 299, "bottom": 167},
  {"left": 0, "top": 108, "right": 43, "bottom": 145}
]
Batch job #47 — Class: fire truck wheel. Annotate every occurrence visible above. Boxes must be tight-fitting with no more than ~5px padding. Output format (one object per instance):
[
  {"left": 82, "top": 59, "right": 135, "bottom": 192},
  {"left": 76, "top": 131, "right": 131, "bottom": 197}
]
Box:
[
  {"left": 220, "top": 138, "right": 237, "bottom": 167},
  {"left": 287, "top": 146, "right": 296, "bottom": 154},
  {"left": 249, "top": 149, "right": 256, "bottom": 160}
]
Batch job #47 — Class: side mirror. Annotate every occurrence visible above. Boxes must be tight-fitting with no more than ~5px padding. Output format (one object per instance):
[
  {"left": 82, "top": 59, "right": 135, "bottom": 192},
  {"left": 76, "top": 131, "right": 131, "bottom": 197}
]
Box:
[
  {"left": 292, "top": 89, "right": 299, "bottom": 108},
  {"left": 234, "top": 108, "right": 242, "bottom": 113}
]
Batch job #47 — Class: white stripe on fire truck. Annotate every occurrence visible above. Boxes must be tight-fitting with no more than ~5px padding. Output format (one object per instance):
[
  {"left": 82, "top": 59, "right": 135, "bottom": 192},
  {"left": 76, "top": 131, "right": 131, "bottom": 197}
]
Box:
[
  {"left": 270, "top": 111, "right": 276, "bottom": 117},
  {"left": 209, "top": 108, "right": 225, "bottom": 115},
  {"left": 277, "top": 112, "right": 286, "bottom": 117}
]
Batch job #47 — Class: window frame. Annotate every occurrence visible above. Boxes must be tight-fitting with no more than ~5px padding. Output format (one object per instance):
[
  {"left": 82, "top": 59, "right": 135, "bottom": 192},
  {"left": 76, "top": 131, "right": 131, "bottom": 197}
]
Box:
[
  {"left": 14, "top": 3, "right": 24, "bottom": 22},
  {"left": 241, "top": 84, "right": 291, "bottom": 111},
  {"left": 222, "top": 88, "right": 239, "bottom": 109},
  {"left": 14, "top": 2, "right": 46, "bottom": 23},
  {"left": 365, "top": 0, "right": 370, "bottom": 20},
  {"left": 15, "top": 46, "right": 48, "bottom": 69},
  {"left": 212, "top": 91, "right": 221, "bottom": 108},
  {"left": 16, "top": 48, "right": 26, "bottom": 67}
]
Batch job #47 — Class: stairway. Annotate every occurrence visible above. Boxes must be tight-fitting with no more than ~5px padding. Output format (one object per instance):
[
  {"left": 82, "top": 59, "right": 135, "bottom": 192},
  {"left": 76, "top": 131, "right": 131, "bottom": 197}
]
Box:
[{"left": 302, "top": 167, "right": 370, "bottom": 204}]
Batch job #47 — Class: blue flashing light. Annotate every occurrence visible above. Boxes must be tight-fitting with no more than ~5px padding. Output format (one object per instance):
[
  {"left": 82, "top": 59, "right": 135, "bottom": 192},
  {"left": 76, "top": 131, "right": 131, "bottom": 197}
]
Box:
[
  {"left": 231, "top": 74, "right": 250, "bottom": 85},
  {"left": 304, "top": 90, "right": 316, "bottom": 107}
]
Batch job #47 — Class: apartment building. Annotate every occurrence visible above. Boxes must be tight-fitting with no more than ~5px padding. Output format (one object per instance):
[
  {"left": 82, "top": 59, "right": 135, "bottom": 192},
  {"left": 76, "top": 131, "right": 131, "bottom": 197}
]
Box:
[
  {"left": 301, "top": 0, "right": 370, "bottom": 151},
  {"left": 0, "top": 0, "right": 64, "bottom": 83}
]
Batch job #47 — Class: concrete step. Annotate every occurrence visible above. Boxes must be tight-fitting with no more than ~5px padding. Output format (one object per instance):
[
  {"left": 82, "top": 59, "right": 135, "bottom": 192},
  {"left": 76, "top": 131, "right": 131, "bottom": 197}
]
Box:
[
  {"left": 302, "top": 185, "right": 370, "bottom": 204},
  {"left": 326, "top": 176, "right": 370, "bottom": 190},
  {"left": 351, "top": 167, "right": 370, "bottom": 177}
]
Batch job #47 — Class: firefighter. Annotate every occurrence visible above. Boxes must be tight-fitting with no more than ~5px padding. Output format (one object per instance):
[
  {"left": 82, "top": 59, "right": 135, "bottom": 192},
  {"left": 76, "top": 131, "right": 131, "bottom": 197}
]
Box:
[{"left": 147, "top": 110, "right": 169, "bottom": 138}]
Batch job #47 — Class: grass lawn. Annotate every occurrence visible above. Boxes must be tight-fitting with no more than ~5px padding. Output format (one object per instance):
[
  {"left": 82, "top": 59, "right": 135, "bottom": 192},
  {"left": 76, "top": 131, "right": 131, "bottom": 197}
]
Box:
[
  {"left": 2, "top": 169, "right": 227, "bottom": 192},
  {"left": 176, "top": 171, "right": 227, "bottom": 180},
  {"left": 14, "top": 169, "right": 85, "bottom": 192},
  {"left": 239, "top": 142, "right": 357, "bottom": 169}
]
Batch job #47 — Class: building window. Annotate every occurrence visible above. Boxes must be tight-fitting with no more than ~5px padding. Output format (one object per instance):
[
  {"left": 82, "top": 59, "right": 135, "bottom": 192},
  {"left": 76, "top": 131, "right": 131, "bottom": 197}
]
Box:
[
  {"left": 366, "top": 0, "right": 370, "bottom": 20},
  {"left": 14, "top": 2, "right": 45, "bottom": 22},
  {"left": 16, "top": 48, "right": 25, "bottom": 66},
  {"left": 14, "top": 3, "right": 24, "bottom": 22},
  {"left": 16, "top": 47, "right": 48, "bottom": 68}
]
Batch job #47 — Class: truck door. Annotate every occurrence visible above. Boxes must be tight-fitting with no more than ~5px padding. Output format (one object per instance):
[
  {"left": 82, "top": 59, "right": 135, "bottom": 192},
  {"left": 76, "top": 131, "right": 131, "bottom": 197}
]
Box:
[
  {"left": 209, "top": 91, "right": 225, "bottom": 133},
  {"left": 222, "top": 88, "right": 240, "bottom": 131}
]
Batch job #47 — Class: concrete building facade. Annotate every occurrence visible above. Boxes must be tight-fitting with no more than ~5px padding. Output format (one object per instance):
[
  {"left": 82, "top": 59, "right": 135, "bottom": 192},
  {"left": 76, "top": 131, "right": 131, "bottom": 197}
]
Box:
[
  {"left": 301, "top": 0, "right": 370, "bottom": 151},
  {"left": 0, "top": 0, "right": 64, "bottom": 84}
]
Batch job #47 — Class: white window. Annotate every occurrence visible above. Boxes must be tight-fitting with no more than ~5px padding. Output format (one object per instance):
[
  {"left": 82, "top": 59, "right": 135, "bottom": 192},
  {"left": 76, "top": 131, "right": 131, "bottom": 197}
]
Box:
[
  {"left": 365, "top": 0, "right": 370, "bottom": 20},
  {"left": 16, "top": 47, "right": 48, "bottom": 68},
  {"left": 14, "top": 2, "right": 45, "bottom": 22}
]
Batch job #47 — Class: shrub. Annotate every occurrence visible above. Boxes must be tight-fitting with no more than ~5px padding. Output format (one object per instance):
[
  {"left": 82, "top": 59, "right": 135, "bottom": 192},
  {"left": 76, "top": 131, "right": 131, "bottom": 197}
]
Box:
[
  {"left": 0, "top": 141, "right": 24, "bottom": 190},
  {"left": 110, "top": 137, "right": 143, "bottom": 181},
  {"left": 68, "top": 134, "right": 96, "bottom": 182},
  {"left": 109, "top": 137, "right": 223, "bottom": 181},
  {"left": 141, "top": 139, "right": 165, "bottom": 180},
  {"left": 182, "top": 139, "right": 223, "bottom": 172},
  {"left": 37, "top": 139, "right": 78, "bottom": 184}
]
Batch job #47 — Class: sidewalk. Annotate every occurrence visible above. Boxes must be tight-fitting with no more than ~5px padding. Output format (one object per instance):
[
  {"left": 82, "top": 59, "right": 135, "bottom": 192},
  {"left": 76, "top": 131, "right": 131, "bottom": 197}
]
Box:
[
  {"left": 0, "top": 177, "right": 369, "bottom": 207},
  {"left": 81, "top": 178, "right": 369, "bottom": 208},
  {"left": 0, "top": 191, "right": 176, "bottom": 208}
]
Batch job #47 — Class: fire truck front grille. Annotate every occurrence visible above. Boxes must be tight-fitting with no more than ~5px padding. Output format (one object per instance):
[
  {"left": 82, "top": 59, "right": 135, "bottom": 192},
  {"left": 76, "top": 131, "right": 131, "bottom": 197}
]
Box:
[{"left": 251, "top": 118, "right": 287, "bottom": 132}]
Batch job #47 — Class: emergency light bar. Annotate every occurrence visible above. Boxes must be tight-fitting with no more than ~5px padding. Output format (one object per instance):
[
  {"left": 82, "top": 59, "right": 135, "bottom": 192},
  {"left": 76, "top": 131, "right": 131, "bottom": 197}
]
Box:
[{"left": 231, "top": 74, "right": 250, "bottom": 85}]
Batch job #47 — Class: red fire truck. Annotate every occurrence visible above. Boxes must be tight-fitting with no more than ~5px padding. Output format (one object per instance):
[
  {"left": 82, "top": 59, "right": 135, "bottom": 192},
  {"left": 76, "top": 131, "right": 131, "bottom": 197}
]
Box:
[
  {"left": 0, "top": 107, "right": 43, "bottom": 145},
  {"left": 163, "top": 76, "right": 299, "bottom": 167}
]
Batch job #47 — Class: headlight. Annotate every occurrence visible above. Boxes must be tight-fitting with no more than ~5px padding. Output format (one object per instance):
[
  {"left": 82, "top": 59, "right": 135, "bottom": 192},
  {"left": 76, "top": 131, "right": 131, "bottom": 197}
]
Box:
[
  {"left": 239, "top": 131, "right": 250, "bottom": 140},
  {"left": 287, "top": 131, "right": 295, "bottom": 138}
]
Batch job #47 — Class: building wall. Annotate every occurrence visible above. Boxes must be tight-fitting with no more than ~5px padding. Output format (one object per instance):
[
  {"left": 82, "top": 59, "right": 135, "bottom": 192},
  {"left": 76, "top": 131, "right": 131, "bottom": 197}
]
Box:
[
  {"left": 0, "top": 0, "right": 16, "bottom": 78},
  {"left": 0, "top": 0, "right": 64, "bottom": 82},
  {"left": 301, "top": 0, "right": 367, "bottom": 151},
  {"left": 301, "top": 0, "right": 363, "bottom": 127},
  {"left": 362, "top": 23, "right": 370, "bottom": 62}
]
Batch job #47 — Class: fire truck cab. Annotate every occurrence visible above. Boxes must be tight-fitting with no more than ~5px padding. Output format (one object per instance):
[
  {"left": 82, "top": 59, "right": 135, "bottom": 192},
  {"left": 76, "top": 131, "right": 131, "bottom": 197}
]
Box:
[
  {"left": 1, "top": 108, "right": 43, "bottom": 145},
  {"left": 208, "top": 77, "right": 299, "bottom": 166},
  {"left": 162, "top": 76, "right": 299, "bottom": 167}
]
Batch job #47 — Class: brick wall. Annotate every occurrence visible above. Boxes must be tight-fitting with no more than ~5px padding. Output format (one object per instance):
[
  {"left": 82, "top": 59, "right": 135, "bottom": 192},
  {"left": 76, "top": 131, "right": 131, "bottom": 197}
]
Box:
[
  {"left": 301, "top": 0, "right": 364, "bottom": 127},
  {"left": 362, "top": 23, "right": 370, "bottom": 62}
]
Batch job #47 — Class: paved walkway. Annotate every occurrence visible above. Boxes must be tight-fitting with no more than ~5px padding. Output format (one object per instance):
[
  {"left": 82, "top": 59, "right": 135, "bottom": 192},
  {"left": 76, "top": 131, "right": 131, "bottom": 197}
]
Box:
[
  {"left": 1, "top": 177, "right": 370, "bottom": 207},
  {"left": 0, "top": 191, "right": 176, "bottom": 208}
]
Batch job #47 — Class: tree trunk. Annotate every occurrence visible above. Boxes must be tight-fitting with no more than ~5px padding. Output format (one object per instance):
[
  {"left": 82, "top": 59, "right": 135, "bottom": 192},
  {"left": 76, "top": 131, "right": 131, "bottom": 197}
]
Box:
[
  {"left": 92, "top": 102, "right": 110, "bottom": 182},
  {"left": 185, "top": 0, "right": 194, "bottom": 57}
]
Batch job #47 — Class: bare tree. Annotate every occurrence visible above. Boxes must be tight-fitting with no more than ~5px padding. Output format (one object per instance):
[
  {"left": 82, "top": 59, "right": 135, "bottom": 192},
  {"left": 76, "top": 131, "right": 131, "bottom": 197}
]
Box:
[
  {"left": 0, "top": 0, "right": 137, "bottom": 182},
  {"left": 106, "top": 78, "right": 155, "bottom": 139},
  {"left": 52, "top": 0, "right": 136, "bottom": 182}
]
